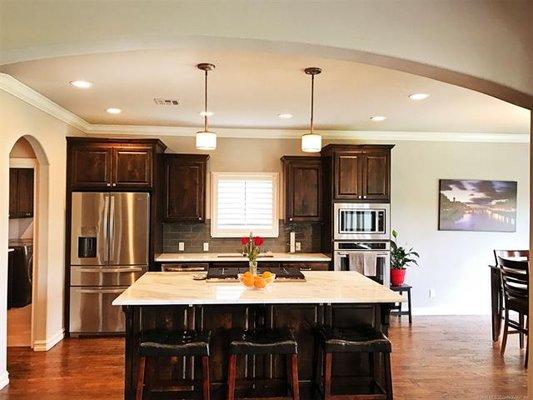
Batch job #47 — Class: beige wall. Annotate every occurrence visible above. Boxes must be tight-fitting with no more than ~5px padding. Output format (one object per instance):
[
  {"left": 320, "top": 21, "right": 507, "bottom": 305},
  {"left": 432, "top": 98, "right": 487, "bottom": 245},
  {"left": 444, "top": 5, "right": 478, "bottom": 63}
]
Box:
[
  {"left": 9, "top": 137, "right": 36, "bottom": 158},
  {"left": 0, "top": 90, "right": 83, "bottom": 387},
  {"left": 151, "top": 135, "right": 529, "bottom": 315}
]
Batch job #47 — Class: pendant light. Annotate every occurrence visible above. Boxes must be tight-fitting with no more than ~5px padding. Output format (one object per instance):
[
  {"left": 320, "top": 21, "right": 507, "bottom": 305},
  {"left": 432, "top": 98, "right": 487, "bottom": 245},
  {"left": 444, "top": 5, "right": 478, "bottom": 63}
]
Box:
[
  {"left": 195, "top": 63, "right": 217, "bottom": 150},
  {"left": 301, "top": 67, "right": 322, "bottom": 153}
]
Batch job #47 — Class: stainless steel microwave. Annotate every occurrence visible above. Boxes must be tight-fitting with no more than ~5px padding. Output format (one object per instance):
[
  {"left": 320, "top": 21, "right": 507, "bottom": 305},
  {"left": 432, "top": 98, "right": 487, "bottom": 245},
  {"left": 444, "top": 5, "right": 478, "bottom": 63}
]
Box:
[{"left": 333, "top": 203, "right": 390, "bottom": 240}]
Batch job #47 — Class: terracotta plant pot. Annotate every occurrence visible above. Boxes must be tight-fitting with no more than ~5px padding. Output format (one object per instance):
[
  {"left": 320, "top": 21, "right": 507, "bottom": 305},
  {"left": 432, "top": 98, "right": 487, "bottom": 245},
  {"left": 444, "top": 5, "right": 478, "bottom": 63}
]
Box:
[{"left": 390, "top": 268, "right": 406, "bottom": 286}]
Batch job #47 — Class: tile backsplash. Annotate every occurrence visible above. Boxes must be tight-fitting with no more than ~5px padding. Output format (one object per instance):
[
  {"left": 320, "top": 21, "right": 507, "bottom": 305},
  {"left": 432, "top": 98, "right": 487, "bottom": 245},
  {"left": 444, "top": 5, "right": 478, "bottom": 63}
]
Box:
[{"left": 163, "top": 220, "right": 322, "bottom": 253}]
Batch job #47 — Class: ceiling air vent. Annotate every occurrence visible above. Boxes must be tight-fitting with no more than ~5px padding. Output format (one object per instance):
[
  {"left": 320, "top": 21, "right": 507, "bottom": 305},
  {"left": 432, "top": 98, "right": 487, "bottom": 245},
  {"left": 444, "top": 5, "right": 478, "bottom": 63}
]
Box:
[{"left": 153, "top": 98, "right": 179, "bottom": 106}]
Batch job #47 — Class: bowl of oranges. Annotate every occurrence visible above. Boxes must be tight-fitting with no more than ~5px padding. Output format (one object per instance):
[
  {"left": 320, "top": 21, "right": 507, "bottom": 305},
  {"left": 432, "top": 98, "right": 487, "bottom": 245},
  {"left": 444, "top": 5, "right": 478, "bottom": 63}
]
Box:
[{"left": 238, "top": 271, "right": 276, "bottom": 290}]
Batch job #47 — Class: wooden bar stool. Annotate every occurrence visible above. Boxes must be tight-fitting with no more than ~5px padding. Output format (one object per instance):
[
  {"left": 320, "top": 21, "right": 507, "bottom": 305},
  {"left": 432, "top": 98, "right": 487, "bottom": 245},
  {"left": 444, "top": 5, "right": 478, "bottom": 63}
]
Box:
[
  {"left": 136, "top": 329, "right": 212, "bottom": 400},
  {"left": 227, "top": 328, "right": 300, "bottom": 400},
  {"left": 315, "top": 325, "right": 393, "bottom": 400},
  {"left": 390, "top": 284, "right": 413, "bottom": 324}
]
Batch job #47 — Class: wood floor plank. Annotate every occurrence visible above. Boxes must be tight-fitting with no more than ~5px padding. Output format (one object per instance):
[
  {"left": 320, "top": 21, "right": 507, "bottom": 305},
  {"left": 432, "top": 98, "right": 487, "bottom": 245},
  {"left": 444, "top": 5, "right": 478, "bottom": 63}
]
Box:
[{"left": 0, "top": 316, "right": 527, "bottom": 399}]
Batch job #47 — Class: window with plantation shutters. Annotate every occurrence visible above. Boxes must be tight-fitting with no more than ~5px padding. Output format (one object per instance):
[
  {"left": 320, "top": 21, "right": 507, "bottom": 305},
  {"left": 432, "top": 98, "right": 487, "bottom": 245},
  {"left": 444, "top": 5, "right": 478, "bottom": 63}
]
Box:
[{"left": 211, "top": 172, "right": 279, "bottom": 238}]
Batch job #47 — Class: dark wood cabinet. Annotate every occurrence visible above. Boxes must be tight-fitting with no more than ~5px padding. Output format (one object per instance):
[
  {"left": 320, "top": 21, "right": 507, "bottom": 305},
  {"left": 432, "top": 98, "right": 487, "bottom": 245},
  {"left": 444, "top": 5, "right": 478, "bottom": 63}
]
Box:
[
  {"left": 70, "top": 144, "right": 112, "bottom": 188},
  {"left": 281, "top": 156, "right": 322, "bottom": 222},
  {"left": 9, "top": 168, "right": 34, "bottom": 219},
  {"left": 113, "top": 146, "right": 153, "bottom": 188},
  {"left": 322, "top": 144, "right": 393, "bottom": 202},
  {"left": 67, "top": 139, "right": 165, "bottom": 190},
  {"left": 362, "top": 147, "right": 390, "bottom": 201},
  {"left": 163, "top": 154, "right": 209, "bottom": 222}
]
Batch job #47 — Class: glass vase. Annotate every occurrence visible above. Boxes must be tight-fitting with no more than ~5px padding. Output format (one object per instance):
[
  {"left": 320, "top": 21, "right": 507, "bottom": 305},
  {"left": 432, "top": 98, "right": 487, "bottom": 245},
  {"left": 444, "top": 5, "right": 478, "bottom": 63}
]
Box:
[{"left": 249, "top": 260, "right": 258, "bottom": 276}]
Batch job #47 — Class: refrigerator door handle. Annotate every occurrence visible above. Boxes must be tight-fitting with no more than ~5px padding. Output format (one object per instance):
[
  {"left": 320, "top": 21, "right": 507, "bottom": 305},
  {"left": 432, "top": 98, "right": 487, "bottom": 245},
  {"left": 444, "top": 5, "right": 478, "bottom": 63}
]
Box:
[
  {"left": 78, "top": 288, "right": 127, "bottom": 294},
  {"left": 75, "top": 267, "right": 145, "bottom": 273},
  {"left": 108, "top": 194, "right": 116, "bottom": 264},
  {"left": 103, "top": 194, "right": 110, "bottom": 264}
]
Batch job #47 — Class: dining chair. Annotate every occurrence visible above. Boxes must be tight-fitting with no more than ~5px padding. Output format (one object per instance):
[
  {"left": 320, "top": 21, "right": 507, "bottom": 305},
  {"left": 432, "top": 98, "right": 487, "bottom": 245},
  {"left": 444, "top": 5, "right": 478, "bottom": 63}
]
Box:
[{"left": 497, "top": 256, "right": 529, "bottom": 368}]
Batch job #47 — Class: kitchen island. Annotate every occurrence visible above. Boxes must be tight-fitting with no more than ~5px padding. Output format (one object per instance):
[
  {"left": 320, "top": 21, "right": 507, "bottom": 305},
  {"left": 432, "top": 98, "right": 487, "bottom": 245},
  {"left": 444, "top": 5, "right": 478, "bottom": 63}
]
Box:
[{"left": 113, "top": 271, "right": 402, "bottom": 399}]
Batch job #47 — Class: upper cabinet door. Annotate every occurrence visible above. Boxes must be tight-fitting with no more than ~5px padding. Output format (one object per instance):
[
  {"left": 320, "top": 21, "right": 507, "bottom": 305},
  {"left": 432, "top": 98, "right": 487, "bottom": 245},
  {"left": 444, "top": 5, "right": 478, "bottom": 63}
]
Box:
[
  {"left": 17, "top": 169, "right": 34, "bottom": 218},
  {"left": 112, "top": 146, "right": 153, "bottom": 189},
  {"left": 362, "top": 148, "right": 390, "bottom": 201},
  {"left": 163, "top": 155, "right": 208, "bottom": 222},
  {"left": 9, "top": 168, "right": 34, "bottom": 219},
  {"left": 334, "top": 151, "right": 364, "bottom": 200},
  {"left": 282, "top": 157, "right": 322, "bottom": 222},
  {"left": 70, "top": 144, "right": 113, "bottom": 189}
]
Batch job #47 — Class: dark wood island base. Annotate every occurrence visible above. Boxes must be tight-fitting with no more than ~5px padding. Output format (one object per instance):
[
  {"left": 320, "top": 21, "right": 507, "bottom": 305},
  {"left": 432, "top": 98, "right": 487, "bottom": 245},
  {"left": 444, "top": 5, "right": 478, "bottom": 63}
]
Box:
[{"left": 122, "top": 303, "right": 393, "bottom": 400}]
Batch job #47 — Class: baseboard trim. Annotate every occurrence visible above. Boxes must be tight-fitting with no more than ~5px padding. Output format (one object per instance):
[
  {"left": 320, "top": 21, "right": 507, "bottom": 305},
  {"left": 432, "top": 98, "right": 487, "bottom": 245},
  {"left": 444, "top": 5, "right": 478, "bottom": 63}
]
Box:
[
  {"left": 412, "top": 307, "right": 491, "bottom": 316},
  {"left": 0, "top": 370, "right": 9, "bottom": 390},
  {"left": 33, "top": 329, "right": 65, "bottom": 352}
]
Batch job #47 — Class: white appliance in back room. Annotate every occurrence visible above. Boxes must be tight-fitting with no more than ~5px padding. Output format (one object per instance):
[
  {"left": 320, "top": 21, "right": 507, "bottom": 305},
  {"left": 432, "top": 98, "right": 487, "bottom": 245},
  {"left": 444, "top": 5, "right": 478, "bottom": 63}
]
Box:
[{"left": 69, "top": 192, "right": 149, "bottom": 335}]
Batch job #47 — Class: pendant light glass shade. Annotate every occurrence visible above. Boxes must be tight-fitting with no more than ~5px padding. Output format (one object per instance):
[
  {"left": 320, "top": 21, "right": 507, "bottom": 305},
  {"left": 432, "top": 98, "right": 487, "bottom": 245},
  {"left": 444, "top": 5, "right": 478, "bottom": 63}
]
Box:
[
  {"left": 301, "top": 67, "right": 322, "bottom": 153},
  {"left": 196, "top": 63, "right": 216, "bottom": 150},
  {"left": 196, "top": 130, "right": 217, "bottom": 150},
  {"left": 301, "top": 132, "right": 322, "bottom": 152}
]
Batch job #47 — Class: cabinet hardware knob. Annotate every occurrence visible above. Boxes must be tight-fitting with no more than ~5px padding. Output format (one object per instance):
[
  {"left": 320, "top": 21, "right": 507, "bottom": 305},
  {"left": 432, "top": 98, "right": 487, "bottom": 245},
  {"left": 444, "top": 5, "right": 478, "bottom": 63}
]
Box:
[
  {"left": 363, "top": 195, "right": 367, "bottom": 199},
  {"left": 198, "top": 217, "right": 202, "bottom": 220},
  {"left": 112, "top": 183, "right": 117, "bottom": 187},
  {"left": 289, "top": 218, "right": 293, "bottom": 221},
  {"left": 106, "top": 183, "right": 111, "bottom": 187}
]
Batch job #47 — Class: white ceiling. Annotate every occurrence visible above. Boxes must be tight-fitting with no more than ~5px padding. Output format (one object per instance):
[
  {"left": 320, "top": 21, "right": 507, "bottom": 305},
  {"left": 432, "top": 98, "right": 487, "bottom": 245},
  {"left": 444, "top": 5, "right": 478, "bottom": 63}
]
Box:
[{"left": 1, "top": 48, "right": 529, "bottom": 134}]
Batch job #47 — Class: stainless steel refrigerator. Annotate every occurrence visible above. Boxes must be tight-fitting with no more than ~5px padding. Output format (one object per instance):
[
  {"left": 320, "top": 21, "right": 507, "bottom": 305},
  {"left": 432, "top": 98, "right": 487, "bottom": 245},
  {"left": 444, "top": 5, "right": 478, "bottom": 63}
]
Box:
[{"left": 69, "top": 192, "right": 149, "bottom": 335}]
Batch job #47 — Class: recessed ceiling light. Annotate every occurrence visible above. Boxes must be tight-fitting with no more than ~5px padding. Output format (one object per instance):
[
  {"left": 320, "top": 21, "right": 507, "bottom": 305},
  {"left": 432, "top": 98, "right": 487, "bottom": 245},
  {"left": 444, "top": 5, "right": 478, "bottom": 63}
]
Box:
[
  {"left": 106, "top": 108, "right": 122, "bottom": 114},
  {"left": 199, "top": 111, "right": 214, "bottom": 117},
  {"left": 409, "top": 93, "right": 430, "bottom": 101},
  {"left": 370, "top": 116, "right": 387, "bottom": 122},
  {"left": 69, "top": 80, "right": 93, "bottom": 89},
  {"left": 278, "top": 113, "right": 293, "bottom": 119}
]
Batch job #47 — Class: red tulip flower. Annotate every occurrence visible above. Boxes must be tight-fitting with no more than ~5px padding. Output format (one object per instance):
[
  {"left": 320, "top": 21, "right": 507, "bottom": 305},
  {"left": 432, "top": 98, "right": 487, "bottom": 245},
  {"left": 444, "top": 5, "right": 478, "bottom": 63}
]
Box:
[
  {"left": 253, "top": 236, "right": 264, "bottom": 247},
  {"left": 241, "top": 237, "right": 250, "bottom": 245}
]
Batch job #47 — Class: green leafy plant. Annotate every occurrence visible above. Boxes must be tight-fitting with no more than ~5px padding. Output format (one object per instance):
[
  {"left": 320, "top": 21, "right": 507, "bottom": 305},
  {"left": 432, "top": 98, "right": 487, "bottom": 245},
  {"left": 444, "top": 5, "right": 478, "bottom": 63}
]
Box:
[{"left": 390, "top": 230, "right": 420, "bottom": 270}]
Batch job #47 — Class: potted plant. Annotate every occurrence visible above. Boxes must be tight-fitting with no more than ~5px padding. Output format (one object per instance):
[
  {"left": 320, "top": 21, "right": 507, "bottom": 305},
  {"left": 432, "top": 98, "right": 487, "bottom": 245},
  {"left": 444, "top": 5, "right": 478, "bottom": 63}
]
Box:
[
  {"left": 241, "top": 233, "right": 264, "bottom": 276},
  {"left": 390, "top": 229, "right": 419, "bottom": 286}
]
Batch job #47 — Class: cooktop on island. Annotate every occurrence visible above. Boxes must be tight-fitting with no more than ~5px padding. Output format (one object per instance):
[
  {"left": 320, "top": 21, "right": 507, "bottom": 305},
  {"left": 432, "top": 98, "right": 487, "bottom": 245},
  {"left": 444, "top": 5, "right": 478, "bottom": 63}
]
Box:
[{"left": 206, "top": 266, "right": 306, "bottom": 282}]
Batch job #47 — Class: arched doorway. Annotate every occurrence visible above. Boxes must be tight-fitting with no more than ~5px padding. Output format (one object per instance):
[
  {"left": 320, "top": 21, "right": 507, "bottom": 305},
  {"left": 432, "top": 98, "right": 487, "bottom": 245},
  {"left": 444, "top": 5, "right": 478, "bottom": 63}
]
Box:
[{"left": 5, "top": 134, "right": 50, "bottom": 359}]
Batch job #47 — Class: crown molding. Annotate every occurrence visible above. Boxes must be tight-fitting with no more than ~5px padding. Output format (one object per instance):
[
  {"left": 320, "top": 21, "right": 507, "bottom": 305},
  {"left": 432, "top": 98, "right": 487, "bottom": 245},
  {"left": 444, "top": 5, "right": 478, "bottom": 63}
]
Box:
[
  {"left": 1, "top": 73, "right": 529, "bottom": 144},
  {"left": 86, "top": 124, "right": 529, "bottom": 143},
  {"left": 0, "top": 73, "right": 90, "bottom": 132}
]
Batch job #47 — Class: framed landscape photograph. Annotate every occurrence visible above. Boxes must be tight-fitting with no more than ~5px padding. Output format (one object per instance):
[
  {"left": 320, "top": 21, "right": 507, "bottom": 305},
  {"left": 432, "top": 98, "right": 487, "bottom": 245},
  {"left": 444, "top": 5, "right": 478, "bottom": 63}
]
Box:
[{"left": 438, "top": 179, "right": 517, "bottom": 232}]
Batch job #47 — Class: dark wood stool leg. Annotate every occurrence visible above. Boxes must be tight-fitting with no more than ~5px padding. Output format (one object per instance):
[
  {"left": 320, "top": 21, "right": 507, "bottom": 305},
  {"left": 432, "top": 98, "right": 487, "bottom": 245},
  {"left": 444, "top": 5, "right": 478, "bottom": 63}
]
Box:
[
  {"left": 407, "top": 288, "right": 413, "bottom": 324},
  {"left": 201, "top": 356, "right": 210, "bottom": 400},
  {"left": 501, "top": 309, "right": 509, "bottom": 356},
  {"left": 323, "top": 352, "right": 332, "bottom": 400},
  {"left": 383, "top": 352, "right": 393, "bottom": 400},
  {"left": 227, "top": 354, "right": 237, "bottom": 400},
  {"left": 519, "top": 313, "right": 525, "bottom": 349},
  {"left": 135, "top": 356, "right": 146, "bottom": 400},
  {"left": 312, "top": 336, "right": 320, "bottom": 395},
  {"left": 368, "top": 352, "right": 375, "bottom": 391},
  {"left": 290, "top": 353, "right": 300, "bottom": 400}
]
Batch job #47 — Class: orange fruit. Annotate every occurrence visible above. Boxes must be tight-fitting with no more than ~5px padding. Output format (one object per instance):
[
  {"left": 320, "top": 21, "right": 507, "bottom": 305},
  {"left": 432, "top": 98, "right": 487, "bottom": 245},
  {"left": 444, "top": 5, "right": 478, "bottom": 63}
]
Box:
[
  {"left": 254, "top": 276, "right": 266, "bottom": 289},
  {"left": 261, "top": 271, "right": 272, "bottom": 279},
  {"left": 242, "top": 274, "right": 255, "bottom": 287}
]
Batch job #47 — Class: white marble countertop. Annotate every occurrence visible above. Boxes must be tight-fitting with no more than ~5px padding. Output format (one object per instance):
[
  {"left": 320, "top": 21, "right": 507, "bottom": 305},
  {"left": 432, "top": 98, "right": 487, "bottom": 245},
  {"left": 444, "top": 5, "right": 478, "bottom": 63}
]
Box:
[
  {"left": 154, "top": 252, "right": 331, "bottom": 263},
  {"left": 113, "top": 271, "right": 402, "bottom": 306}
]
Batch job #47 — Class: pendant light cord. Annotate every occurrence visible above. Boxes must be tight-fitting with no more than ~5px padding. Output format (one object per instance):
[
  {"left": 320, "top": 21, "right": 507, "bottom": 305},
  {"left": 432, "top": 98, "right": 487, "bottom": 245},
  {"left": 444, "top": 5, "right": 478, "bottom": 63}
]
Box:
[
  {"left": 204, "top": 69, "right": 208, "bottom": 132},
  {"left": 310, "top": 74, "right": 315, "bottom": 134}
]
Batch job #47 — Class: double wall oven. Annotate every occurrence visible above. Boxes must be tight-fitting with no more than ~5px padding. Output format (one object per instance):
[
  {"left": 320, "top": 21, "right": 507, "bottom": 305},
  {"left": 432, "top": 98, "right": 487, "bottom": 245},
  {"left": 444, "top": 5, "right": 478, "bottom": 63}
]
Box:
[{"left": 333, "top": 203, "right": 391, "bottom": 286}]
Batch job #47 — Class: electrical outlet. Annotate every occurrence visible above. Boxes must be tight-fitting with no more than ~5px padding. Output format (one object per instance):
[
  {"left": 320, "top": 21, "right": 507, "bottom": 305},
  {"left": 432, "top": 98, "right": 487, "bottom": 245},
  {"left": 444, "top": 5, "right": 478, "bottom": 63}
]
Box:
[
  {"left": 178, "top": 242, "right": 185, "bottom": 252},
  {"left": 429, "top": 289, "right": 436, "bottom": 299},
  {"left": 295, "top": 242, "right": 301, "bottom": 251},
  {"left": 203, "top": 242, "right": 209, "bottom": 252}
]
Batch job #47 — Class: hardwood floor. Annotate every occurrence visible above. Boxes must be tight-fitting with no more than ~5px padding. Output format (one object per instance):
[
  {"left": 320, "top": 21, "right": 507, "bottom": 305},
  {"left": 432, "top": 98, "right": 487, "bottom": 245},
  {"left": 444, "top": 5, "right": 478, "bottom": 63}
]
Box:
[{"left": 0, "top": 316, "right": 527, "bottom": 400}]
